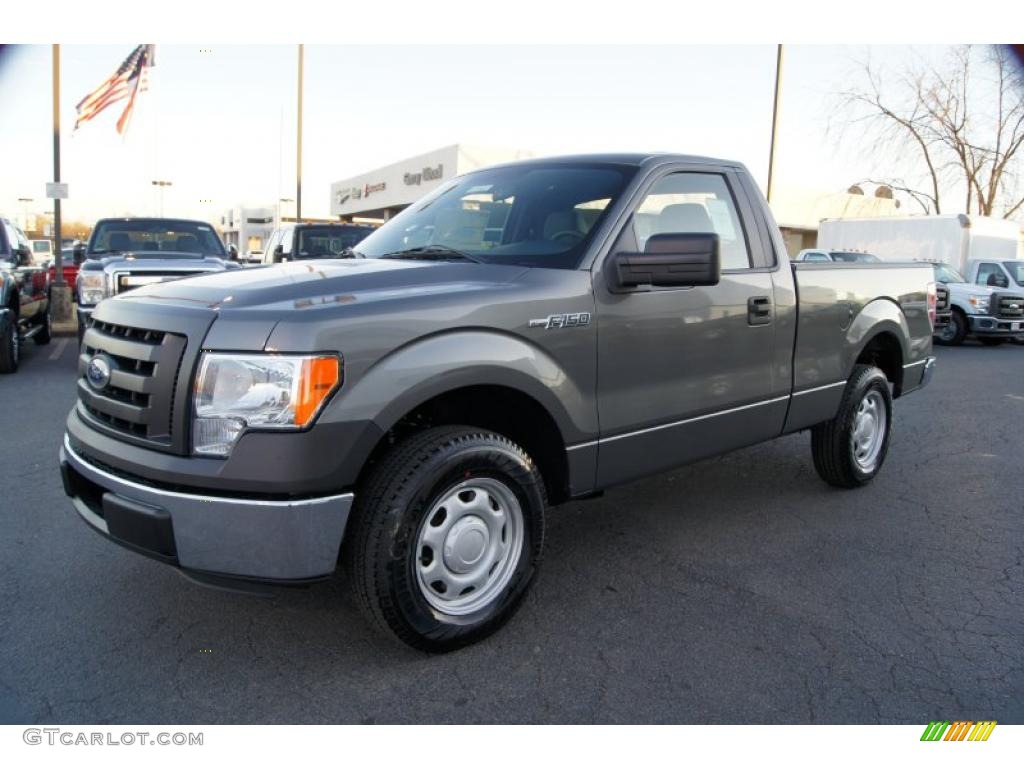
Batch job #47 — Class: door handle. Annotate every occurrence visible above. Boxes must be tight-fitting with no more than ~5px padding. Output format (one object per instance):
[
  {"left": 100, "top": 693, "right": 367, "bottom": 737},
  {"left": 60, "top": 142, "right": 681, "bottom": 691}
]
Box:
[{"left": 748, "top": 296, "right": 772, "bottom": 326}]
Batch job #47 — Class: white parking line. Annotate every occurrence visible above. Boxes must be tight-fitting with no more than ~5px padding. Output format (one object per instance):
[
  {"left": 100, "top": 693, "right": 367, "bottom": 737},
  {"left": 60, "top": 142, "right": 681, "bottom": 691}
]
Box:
[{"left": 49, "top": 338, "right": 69, "bottom": 361}]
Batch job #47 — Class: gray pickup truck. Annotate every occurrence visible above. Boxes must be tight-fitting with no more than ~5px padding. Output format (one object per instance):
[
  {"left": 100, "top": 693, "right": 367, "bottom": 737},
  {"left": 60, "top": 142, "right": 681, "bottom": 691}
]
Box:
[{"left": 60, "top": 154, "right": 937, "bottom": 651}]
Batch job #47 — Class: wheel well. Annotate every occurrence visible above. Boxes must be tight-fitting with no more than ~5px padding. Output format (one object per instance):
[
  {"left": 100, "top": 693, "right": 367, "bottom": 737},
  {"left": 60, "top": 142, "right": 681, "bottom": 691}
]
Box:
[
  {"left": 856, "top": 332, "right": 903, "bottom": 396},
  {"left": 359, "top": 385, "right": 570, "bottom": 505}
]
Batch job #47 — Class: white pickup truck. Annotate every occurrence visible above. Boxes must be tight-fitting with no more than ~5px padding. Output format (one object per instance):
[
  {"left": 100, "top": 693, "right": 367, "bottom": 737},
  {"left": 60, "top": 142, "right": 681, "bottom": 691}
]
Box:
[{"left": 818, "top": 215, "right": 1024, "bottom": 346}]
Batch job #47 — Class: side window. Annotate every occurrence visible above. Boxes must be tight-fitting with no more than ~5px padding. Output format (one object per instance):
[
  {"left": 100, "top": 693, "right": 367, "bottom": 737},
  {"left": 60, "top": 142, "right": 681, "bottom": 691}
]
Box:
[
  {"left": 976, "top": 262, "right": 1008, "bottom": 288},
  {"left": 633, "top": 172, "right": 751, "bottom": 270}
]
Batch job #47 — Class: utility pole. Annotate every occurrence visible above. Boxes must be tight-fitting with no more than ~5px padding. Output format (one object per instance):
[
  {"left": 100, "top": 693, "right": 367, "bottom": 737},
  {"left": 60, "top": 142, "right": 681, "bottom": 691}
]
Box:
[
  {"left": 766, "top": 44, "right": 784, "bottom": 205},
  {"left": 52, "top": 45, "right": 64, "bottom": 287},
  {"left": 296, "top": 44, "right": 304, "bottom": 222}
]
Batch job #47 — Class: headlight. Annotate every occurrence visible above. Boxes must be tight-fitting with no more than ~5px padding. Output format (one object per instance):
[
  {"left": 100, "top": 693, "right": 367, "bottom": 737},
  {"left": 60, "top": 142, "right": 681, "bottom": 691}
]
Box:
[
  {"left": 192, "top": 353, "right": 341, "bottom": 457},
  {"left": 78, "top": 273, "right": 107, "bottom": 305},
  {"left": 967, "top": 294, "right": 991, "bottom": 313}
]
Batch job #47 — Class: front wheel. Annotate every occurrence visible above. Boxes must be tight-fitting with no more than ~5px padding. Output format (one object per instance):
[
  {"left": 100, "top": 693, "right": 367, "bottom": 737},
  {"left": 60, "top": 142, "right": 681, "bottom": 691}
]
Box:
[
  {"left": 934, "top": 309, "right": 967, "bottom": 346},
  {"left": 811, "top": 364, "right": 893, "bottom": 488},
  {"left": 343, "top": 426, "right": 546, "bottom": 652}
]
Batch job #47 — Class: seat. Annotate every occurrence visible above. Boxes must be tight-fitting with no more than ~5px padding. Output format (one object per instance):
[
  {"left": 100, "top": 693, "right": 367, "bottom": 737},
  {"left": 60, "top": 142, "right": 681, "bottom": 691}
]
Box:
[
  {"left": 176, "top": 235, "right": 200, "bottom": 253},
  {"left": 543, "top": 210, "right": 579, "bottom": 241},
  {"left": 653, "top": 203, "right": 713, "bottom": 234},
  {"left": 108, "top": 232, "right": 132, "bottom": 252}
]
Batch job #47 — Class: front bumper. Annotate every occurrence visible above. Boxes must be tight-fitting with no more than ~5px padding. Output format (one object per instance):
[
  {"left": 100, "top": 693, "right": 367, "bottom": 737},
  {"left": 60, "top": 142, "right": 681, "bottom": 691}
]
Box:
[
  {"left": 967, "top": 314, "right": 1024, "bottom": 336},
  {"left": 60, "top": 435, "right": 353, "bottom": 581}
]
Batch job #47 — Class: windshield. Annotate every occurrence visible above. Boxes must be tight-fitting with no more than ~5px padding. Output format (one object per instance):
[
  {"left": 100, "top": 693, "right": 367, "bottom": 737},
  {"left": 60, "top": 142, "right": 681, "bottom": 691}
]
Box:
[
  {"left": 1003, "top": 261, "right": 1024, "bottom": 286},
  {"left": 296, "top": 225, "right": 375, "bottom": 258},
  {"left": 88, "top": 219, "right": 226, "bottom": 257},
  {"left": 355, "top": 163, "right": 634, "bottom": 269},
  {"left": 32, "top": 241, "right": 51, "bottom": 254},
  {"left": 933, "top": 263, "right": 966, "bottom": 284}
]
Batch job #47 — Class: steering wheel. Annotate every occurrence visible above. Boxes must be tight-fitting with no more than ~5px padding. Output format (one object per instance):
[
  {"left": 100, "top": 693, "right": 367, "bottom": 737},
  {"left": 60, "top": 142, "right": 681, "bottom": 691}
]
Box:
[{"left": 550, "top": 230, "right": 584, "bottom": 244}]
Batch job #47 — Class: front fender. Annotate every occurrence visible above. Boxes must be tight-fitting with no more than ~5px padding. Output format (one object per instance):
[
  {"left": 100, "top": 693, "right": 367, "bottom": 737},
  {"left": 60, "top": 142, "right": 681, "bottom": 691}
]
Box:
[{"left": 318, "top": 330, "right": 596, "bottom": 445}]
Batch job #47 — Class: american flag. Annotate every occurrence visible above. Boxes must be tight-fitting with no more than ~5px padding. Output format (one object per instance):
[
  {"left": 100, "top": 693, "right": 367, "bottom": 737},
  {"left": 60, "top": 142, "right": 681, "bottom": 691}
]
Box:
[{"left": 74, "top": 44, "right": 155, "bottom": 135}]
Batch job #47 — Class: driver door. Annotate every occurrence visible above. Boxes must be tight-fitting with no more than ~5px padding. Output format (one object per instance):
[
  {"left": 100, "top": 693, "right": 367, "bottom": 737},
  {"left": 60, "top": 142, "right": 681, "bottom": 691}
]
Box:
[{"left": 592, "top": 167, "right": 786, "bottom": 487}]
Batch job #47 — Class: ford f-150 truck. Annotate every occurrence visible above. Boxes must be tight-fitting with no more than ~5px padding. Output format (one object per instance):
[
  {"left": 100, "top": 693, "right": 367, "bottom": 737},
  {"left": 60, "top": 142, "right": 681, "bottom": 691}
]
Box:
[
  {"left": 74, "top": 218, "right": 239, "bottom": 343},
  {"left": 60, "top": 154, "right": 938, "bottom": 652}
]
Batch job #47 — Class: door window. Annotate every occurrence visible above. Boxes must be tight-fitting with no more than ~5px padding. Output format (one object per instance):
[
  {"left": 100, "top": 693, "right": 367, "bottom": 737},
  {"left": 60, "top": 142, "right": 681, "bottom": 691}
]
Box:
[{"left": 632, "top": 173, "right": 751, "bottom": 270}]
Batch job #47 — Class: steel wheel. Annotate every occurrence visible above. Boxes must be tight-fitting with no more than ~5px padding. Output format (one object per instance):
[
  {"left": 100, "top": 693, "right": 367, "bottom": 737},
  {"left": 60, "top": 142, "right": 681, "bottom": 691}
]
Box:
[
  {"left": 415, "top": 476, "right": 525, "bottom": 616},
  {"left": 851, "top": 390, "right": 886, "bottom": 471},
  {"left": 936, "top": 318, "right": 957, "bottom": 344}
]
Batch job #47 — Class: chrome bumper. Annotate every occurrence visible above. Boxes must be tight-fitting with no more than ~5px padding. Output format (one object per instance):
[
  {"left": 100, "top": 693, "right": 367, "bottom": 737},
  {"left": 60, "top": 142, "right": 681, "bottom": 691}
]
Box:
[{"left": 60, "top": 436, "right": 353, "bottom": 581}]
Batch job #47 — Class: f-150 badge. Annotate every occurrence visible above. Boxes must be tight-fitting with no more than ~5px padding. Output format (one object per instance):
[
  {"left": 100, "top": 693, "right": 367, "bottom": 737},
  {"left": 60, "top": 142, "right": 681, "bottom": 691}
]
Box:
[{"left": 529, "top": 312, "right": 591, "bottom": 329}]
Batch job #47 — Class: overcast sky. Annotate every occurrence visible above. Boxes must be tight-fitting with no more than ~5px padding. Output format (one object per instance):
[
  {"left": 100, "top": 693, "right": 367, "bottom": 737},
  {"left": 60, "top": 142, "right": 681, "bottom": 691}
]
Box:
[{"left": 0, "top": 44, "right": 953, "bottom": 225}]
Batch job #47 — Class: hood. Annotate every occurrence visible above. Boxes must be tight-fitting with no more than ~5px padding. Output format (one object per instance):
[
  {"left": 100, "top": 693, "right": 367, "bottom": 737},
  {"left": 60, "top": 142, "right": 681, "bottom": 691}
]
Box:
[{"left": 114, "top": 258, "right": 528, "bottom": 312}]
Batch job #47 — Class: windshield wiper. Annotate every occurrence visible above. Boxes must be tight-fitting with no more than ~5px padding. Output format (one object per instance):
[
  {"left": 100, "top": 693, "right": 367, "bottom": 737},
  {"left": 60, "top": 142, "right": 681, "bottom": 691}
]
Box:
[
  {"left": 336, "top": 247, "right": 364, "bottom": 258},
  {"left": 377, "top": 245, "right": 485, "bottom": 263}
]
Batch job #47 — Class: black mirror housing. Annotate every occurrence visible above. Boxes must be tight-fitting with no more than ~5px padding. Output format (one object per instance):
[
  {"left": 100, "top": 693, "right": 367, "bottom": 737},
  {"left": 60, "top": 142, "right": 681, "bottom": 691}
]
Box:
[
  {"left": 72, "top": 242, "right": 86, "bottom": 266},
  {"left": 611, "top": 232, "right": 720, "bottom": 289}
]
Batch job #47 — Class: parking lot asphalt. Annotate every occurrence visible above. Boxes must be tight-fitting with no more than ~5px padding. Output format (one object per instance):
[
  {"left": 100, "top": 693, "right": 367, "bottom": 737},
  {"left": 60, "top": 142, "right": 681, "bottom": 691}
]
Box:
[{"left": 1, "top": 336, "right": 1021, "bottom": 724}]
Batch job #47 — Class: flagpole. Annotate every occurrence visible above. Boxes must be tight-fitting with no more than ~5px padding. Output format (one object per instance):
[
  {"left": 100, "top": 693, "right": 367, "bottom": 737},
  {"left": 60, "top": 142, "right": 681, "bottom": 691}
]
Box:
[
  {"left": 296, "top": 44, "right": 304, "bottom": 222},
  {"left": 52, "top": 44, "right": 64, "bottom": 287}
]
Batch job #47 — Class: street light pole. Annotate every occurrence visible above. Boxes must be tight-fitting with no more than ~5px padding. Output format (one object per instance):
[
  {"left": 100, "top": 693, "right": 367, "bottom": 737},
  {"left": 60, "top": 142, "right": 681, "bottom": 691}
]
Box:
[
  {"left": 296, "top": 44, "right": 304, "bottom": 223},
  {"left": 17, "top": 198, "right": 33, "bottom": 232},
  {"left": 151, "top": 180, "right": 172, "bottom": 217},
  {"left": 52, "top": 44, "right": 64, "bottom": 287}
]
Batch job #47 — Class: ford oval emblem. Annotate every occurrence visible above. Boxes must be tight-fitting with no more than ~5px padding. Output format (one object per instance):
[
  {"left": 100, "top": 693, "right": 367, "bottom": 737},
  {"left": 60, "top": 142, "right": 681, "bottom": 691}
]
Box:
[{"left": 86, "top": 355, "right": 112, "bottom": 390}]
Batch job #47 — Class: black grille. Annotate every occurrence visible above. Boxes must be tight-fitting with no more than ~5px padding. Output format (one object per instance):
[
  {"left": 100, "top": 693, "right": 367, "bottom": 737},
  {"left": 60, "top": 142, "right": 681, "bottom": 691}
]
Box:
[
  {"left": 994, "top": 294, "right": 1024, "bottom": 319},
  {"left": 78, "top": 319, "right": 187, "bottom": 448},
  {"left": 935, "top": 284, "right": 950, "bottom": 312}
]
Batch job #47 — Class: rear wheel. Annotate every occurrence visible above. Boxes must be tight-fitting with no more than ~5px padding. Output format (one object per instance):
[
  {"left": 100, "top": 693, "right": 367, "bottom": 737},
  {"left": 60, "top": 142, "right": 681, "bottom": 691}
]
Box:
[
  {"left": 33, "top": 305, "right": 52, "bottom": 345},
  {"left": 934, "top": 309, "right": 967, "bottom": 346},
  {"left": 343, "top": 426, "right": 546, "bottom": 652},
  {"left": 811, "top": 364, "right": 893, "bottom": 488},
  {"left": 0, "top": 312, "right": 19, "bottom": 374}
]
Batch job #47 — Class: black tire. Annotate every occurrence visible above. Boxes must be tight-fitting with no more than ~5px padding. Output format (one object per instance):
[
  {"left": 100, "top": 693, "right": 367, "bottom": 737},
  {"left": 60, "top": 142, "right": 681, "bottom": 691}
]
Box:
[
  {"left": 934, "top": 309, "right": 967, "bottom": 346},
  {"left": 811, "top": 364, "right": 893, "bottom": 489},
  {"left": 978, "top": 337, "right": 1005, "bottom": 346},
  {"left": 0, "top": 312, "right": 19, "bottom": 374},
  {"left": 343, "top": 426, "right": 546, "bottom": 653},
  {"left": 33, "top": 306, "right": 52, "bottom": 346}
]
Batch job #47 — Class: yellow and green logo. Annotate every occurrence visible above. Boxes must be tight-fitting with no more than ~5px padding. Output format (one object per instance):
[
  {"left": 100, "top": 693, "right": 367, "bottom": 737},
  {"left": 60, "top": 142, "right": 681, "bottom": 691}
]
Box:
[{"left": 920, "top": 721, "right": 997, "bottom": 742}]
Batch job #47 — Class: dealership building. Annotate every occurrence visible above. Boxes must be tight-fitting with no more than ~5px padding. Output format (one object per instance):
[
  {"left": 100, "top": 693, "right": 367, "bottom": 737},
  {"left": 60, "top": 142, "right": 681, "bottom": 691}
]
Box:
[{"left": 330, "top": 144, "right": 533, "bottom": 222}]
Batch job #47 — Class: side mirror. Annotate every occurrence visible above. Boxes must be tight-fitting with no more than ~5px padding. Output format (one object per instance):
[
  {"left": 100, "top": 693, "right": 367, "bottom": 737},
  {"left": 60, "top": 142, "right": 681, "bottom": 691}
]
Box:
[
  {"left": 72, "top": 242, "right": 86, "bottom": 266},
  {"left": 272, "top": 244, "right": 286, "bottom": 263},
  {"left": 227, "top": 244, "right": 239, "bottom": 261},
  {"left": 986, "top": 273, "right": 1008, "bottom": 288},
  {"left": 15, "top": 246, "right": 32, "bottom": 267},
  {"left": 610, "top": 232, "right": 720, "bottom": 289}
]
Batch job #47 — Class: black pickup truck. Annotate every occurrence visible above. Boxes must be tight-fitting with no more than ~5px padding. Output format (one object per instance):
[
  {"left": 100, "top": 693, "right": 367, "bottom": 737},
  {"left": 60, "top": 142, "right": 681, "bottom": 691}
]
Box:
[
  {"left": 0, "top": 217, "right": 51, "bottom": 373},
  {"left": 60, "top": 154, "right": 937, "bottom": 651}
]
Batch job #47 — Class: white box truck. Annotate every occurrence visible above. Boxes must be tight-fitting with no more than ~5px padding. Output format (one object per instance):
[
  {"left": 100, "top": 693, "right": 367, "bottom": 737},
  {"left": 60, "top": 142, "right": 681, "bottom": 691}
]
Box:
[{"left": 818, "top": 215, "right": 1024, "bottom": 346}]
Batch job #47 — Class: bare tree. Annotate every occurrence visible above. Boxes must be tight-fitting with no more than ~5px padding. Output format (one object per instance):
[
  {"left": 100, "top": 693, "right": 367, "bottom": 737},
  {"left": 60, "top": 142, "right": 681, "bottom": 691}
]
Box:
[{"left": 835, "top": 45, "right": 1024, "bottom": 219}]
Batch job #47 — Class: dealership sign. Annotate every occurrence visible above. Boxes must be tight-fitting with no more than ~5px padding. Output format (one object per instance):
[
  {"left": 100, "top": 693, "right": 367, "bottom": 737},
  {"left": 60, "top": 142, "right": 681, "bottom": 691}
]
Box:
[{"left": 404, "top": 164, "right": 444, "bottom": 186}]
